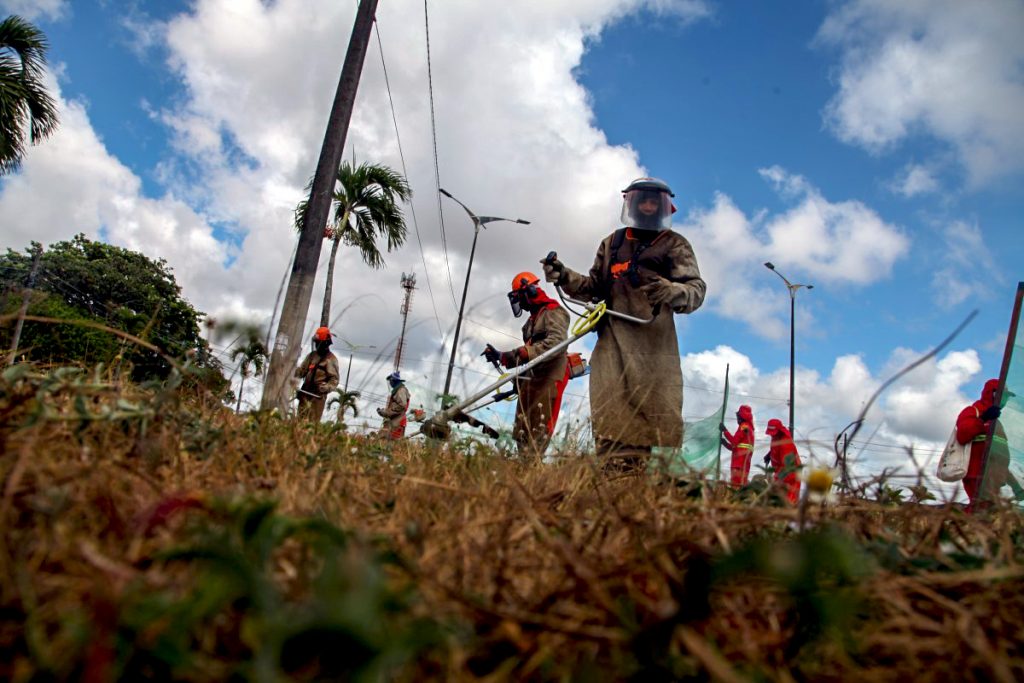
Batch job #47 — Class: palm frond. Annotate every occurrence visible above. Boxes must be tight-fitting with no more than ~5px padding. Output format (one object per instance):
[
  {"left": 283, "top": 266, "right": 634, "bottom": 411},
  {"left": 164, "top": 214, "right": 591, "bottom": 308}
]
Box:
[{"left": 0, "top": 15, "right": 58, "bottom": 173}]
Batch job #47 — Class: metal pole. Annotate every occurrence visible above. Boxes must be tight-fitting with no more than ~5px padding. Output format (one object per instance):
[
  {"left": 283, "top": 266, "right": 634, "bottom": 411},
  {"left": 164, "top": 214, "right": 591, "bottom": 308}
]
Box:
[
  {"left": 441, "top": 220, "right": 480, "bottom": 405},
  {"left": 343, "top": 352, "right": 354, "bottom": 393},
  {"left": 715, "top": 363, "right": 730, "bottom": 482},
  {"left": 261, "top": 0, "right": 379, "bottom": 411},
  {"left": 789, "top": 291, "right": 795, "bottom": 434}
]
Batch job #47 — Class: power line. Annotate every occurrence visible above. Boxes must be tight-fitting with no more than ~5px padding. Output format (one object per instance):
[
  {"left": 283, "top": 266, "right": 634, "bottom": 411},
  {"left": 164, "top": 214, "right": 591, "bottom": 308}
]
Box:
[
  {"left": 422, "top": 0, "right": 459, "bottom": 309},
  {"left": 373, "top": 18, "right": 444, "bottom": 341}
]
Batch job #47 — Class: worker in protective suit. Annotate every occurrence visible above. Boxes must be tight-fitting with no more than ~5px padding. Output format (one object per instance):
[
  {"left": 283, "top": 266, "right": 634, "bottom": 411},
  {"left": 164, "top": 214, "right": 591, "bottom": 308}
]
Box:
[
  {"left": 720, "top": 405, "right": 755, "bottom": 487},
  {"left": 956, "top": 378, "right": 1013, "bottom": 512},
  {"left": 484, "top": 272, "right": 570, "bottom": 460},
  {"left": 541, "top": 177, "right": 706, "bottom": 472},
  {"left": 764, "top": 419, "right": 802, "bottom": 504},
  {"left": 378, "top": 372, "right": 411, "bottom": 440},
  {"left": 294, "top": 326, "right": 340, "bottom": 421}
]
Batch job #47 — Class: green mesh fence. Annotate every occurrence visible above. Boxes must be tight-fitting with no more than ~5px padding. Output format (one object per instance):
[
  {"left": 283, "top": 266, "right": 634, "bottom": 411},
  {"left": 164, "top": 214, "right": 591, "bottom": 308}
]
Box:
[
  {"left": 654, "top": 373, "right": 729, "bottom": 479},
  {"left": 982, "top": 283, "right": 1024, "bottom": 505}
]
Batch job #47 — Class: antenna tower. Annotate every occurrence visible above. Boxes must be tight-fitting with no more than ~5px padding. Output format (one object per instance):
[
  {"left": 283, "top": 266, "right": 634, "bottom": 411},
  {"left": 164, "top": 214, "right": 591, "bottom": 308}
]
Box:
[{"left": 394, "top": 273, "right": 416, "bottom": 372}]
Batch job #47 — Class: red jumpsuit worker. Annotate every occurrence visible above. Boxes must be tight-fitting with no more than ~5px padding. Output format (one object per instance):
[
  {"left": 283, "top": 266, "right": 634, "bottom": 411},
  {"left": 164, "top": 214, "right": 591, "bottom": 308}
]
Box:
[
  {"left": 765, "top": 418, "right": 802, "bottom": 504},
  {"left": 720, "top": 405, "right": 755, "bottom": 487},
  {"left": 955, "top": 378, "right": 1011, "bottom": 511}
]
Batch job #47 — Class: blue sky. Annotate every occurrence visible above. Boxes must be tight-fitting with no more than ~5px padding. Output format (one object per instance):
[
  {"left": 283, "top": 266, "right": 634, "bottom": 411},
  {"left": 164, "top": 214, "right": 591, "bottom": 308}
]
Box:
[{"left": 2, "top": 0, "right": 1022, "bottom": 492}]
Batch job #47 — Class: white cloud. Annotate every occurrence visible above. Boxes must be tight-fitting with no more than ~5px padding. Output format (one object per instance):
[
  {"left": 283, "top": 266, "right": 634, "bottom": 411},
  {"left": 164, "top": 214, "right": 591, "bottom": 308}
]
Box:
[
  {"left": 817, "top": 0, "right": 1024, "bottom": 186},
  {"left": 929, "top": 219, "right": 1000, "bottom": 308},
  {"left": 643, "top": 0, "right": 713, "bottom": 22},
  {"left": 0, "top": 0, "right": 67, "bottom": 22},
  {"left": 758, "top": 166, "right": 910, "bottom": 285},
  {"left": 681, "top": 167, "right": 909, "bottom": 339},
  {"left": 0, "top": 76, "right": 230, "bottom": 305},
  {"left": 890, "top": 163, "right": 940, "bottom": 197}
]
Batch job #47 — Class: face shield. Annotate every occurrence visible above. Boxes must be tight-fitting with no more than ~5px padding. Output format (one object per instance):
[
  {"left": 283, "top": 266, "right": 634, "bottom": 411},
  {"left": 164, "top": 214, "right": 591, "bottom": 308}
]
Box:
[
  {"left": 620, "top": 188, "right": 674, "bottom": 231},
  {"left": 507, "top": 290, "right": 524, "bottom": 318}
]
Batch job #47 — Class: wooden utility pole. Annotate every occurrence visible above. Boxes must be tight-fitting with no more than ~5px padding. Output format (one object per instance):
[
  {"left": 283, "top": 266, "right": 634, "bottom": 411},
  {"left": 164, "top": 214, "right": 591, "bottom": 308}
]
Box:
[
  {"left": 7, "top": 241, "right": 42, "bottom": 366},
  {"left": 394, "top": 273, "right": 416, "bottom": 372},
  {"left": 261, "top": 0, "right": 380, "bottom": 411}
]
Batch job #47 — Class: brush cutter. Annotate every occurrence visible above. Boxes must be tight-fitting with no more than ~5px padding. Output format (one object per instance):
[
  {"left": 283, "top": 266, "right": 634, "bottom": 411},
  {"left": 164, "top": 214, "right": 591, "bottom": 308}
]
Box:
[{"left": 420, "top": 256, "right": 659, "bottom": 440}]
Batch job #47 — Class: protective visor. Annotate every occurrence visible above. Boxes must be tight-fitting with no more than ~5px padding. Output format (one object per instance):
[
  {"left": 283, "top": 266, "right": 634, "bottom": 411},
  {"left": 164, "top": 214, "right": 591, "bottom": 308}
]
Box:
[
  {"left": 507, "top": 290, "right": 524, "bottom": 318},
  {"left": 621, "top": 189, "right": 675, "bottom": 231}
]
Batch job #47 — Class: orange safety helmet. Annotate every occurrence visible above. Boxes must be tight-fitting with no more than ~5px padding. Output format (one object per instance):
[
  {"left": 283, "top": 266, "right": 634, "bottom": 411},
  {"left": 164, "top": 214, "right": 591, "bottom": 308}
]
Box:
[
  {"left": 510, "top": 272, "right": 540, "bottom": 292},
  {"left": 312, "top": 326, "right": 333, "bottom": 342}
]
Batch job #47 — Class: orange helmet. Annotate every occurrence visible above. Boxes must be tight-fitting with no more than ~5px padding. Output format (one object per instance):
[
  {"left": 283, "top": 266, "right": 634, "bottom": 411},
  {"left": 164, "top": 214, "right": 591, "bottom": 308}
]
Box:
[
  {"left": 510, "top": 272, "right": 540, "bottom": 292},
  {"left": 312, "top": 326, "right": 333, "bottom": 342}
]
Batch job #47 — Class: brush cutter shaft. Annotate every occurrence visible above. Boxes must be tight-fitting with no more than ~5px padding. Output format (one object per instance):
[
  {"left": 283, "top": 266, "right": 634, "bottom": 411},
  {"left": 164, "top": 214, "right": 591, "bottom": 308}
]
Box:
[
  {"left": 427, "top": 327, "right": 589, "bottom": 429},
  {"left": 563, "top": 294, "right": 658, "bottom": 326}
]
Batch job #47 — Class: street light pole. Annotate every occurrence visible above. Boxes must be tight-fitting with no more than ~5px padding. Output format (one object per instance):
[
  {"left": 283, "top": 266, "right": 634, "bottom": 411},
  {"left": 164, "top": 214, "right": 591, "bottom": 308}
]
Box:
[
  {"left": 439, "top": 188, "right": 529, "bottom": 406},
  {"left": 764, "top": 262, "right": 814, "bottom": 435},
  {"left": 338, "top": 338, "right": 375, "bottom": 393}
]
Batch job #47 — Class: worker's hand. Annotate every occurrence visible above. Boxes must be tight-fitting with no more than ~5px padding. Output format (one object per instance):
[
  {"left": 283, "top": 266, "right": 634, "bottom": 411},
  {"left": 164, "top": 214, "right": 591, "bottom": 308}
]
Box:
[
  {"left": 981, "top": 405, "right": 1001, "bottom": 421},
  {"left": 639, "top": 276, "right": 681, "bottom": 306},
  {"left": 640, "top": 276, "right": 697, "bottom": 312},
  {"left": 482, "top": 344, "right": 501, "bottom": 365},
  {"left": 719, "top": 436, "right": 731, "bottom": 450},
  {"left": 376, "top": 407, "right": 385, "bottom": 417},
  {"left": 540, "top": 252, "right": 565, "bottom": 284},
  {"left": 763, "top": 453, "right": 771, "bottom": 466},
  {"left": 718, "top": 422, "right": 728, "bottom": 434}
]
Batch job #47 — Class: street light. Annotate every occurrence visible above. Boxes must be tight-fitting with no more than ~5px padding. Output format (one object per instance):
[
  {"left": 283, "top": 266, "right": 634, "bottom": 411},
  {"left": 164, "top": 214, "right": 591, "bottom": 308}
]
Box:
[
  {"left": 764, "top": 262, "right": 814, "bottom": 435},
  {"left": 337, "top": 337, "right": 376, "bottom": 393},
  {"left": 439, "top": 188, "right": 529, "bottom": 406}
]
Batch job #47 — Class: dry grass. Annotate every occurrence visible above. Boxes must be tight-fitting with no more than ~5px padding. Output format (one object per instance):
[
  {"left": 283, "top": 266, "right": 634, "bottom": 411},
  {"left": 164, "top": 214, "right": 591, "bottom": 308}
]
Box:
[{"left": 1, "top": 365, "right": 1022, "bottom": 681}]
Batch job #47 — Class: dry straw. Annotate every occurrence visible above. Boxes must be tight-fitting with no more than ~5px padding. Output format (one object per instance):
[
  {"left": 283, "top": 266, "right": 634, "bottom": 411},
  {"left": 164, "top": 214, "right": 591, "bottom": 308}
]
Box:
[{"left": 1, "top": 364, "right": 1022, "bottom": 681}]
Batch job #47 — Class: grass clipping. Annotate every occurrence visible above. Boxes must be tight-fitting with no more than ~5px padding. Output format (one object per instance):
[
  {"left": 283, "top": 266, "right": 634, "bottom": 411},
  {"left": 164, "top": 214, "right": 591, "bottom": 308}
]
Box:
[{"left": 1, "top": 364, "right": 1022, "bottom": 682}]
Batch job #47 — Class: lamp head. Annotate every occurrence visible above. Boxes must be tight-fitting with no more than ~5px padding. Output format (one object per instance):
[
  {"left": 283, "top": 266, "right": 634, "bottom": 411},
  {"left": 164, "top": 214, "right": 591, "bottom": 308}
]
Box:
[{"left": 764, "top": 262, "right": 775, "bottom": 270}]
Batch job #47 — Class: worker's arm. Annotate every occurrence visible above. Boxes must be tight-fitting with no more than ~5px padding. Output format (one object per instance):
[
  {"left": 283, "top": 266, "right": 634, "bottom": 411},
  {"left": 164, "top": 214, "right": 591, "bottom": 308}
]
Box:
[
  {"left": 955, "top": 405, "right": 984, "bottom": 445},
  {"left": 319, "top": 355, "right": 340, "bottom": 393},
  {"left": 664, "top": 235, "right": 706, "bottom": 314},
  {"left": 523, "top": 307, "right": 569, "bottom": 361},
  {"left": 560, "top": 238, "right": 609, "bottom": 302}
]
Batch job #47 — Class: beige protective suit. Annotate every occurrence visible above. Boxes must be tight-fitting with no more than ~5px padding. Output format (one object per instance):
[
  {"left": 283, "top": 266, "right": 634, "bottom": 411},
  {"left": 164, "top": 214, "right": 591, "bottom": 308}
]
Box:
[
  {"left": 379, "top": 383, "right": 411, "bottom": 439},
  {"left": 294, "top": 350, "right": 340, "bottom": 421},
  {"left": 559, "top": 228, "right": 705, "bottom": 460}
]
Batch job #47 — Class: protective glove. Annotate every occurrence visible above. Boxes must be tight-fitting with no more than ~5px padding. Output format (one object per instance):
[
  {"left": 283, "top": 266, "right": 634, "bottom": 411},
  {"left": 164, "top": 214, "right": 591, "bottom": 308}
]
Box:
[
  {"left": 720, "top": 436, "right": 731, "bottom": 450},
  {"left": 981, "top": 405, "right": 1001, "bottom": 421},
  {"left": 639, "top": 276, "right": 687, "bottom": 308},
  {"left": 500, "top": 349, "right": 521, "bottom": 368},
  {"left": 376, "top": 407, "right": 385, "bottom": 417},
  {"left": 482, "top": 344, "right": 501, "bottom": 366},
  {"left": 718, "top": 422, "right": 728, "bottom": 434},
  {"left": 762, "top": 453, "right": 771, "bottom": 466},
  {"left": 540, "top": 255, "right": 566, "bottom": 284}
]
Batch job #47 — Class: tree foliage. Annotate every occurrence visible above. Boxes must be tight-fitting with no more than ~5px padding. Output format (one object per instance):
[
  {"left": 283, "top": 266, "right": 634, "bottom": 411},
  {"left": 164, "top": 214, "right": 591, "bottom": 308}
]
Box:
[
  {"left": 230, "top": 337, "right": 267, "bottom": 413},
  {"left": 0, "top": 234, "right": 223, "bottom": 387},
  {"left": 0, "top": 15, "right": 59, "bottom": 174},
  {"left": 295, "top": 161, "right": 411, "bottom": 326}
]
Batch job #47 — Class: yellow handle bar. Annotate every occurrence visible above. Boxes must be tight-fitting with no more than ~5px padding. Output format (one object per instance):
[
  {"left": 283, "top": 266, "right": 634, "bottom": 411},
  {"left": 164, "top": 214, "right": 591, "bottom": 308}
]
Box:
[{"left": 571, "top": 302, "right": 607, "bottom": 336}]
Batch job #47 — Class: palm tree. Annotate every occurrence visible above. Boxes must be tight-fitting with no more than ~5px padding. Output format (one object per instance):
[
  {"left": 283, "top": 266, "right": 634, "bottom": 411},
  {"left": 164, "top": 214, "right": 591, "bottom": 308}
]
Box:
[
  {"left": 231, "top": 339, "right": 268, "bottom": 413},
  {"left": 328, "top": 389, "right": 360, "bottom": 427},
  {"left": 0, "top": 15, "right": 59, "bottom": 174},
  {"left": 295, "top": 161, "right": 411, "bottom": 326}
]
